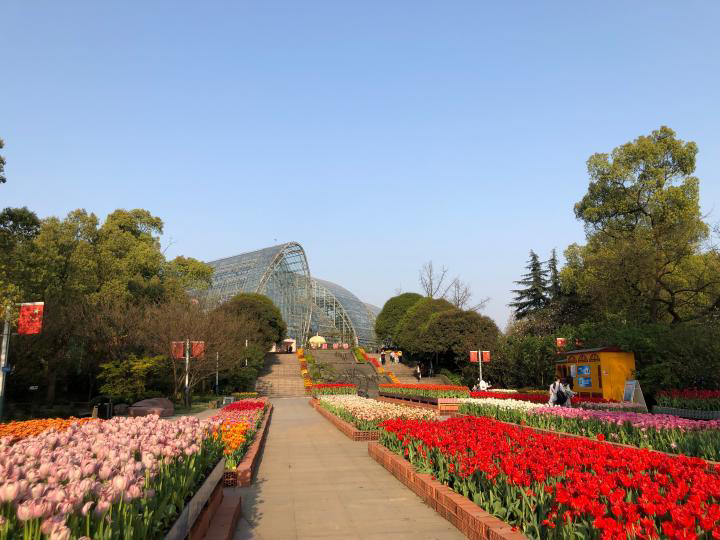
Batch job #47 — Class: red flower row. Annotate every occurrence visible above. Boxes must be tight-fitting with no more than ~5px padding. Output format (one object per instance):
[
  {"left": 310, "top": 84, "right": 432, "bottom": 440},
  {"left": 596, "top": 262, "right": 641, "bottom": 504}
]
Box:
[
  {"left": 380, "top": 384, "right": 467, "bottom": 391},
  {"left": 380, "top": 415, "right": 720, "bottom": 537},
  {"left": 658, "top": 389, "right": 720, "bottom": 400},
  {"left": 469, "top": 391, "right": 614, "bottom": 403},
  {"left": 222, "top": 400, "right": 266, "bottom": 412},
  {"left": 313, "top": 383, "right": 357, "bottom": 389}
]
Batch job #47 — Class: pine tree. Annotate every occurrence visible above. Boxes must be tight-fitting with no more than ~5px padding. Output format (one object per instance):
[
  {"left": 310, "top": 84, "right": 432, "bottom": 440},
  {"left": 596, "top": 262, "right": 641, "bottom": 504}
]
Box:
[
  {"left": 510, "top": 250, "right": 548, "bottom": 319},
  {"left": 546, "top": 249, "right": 561, "bottom": 300}
]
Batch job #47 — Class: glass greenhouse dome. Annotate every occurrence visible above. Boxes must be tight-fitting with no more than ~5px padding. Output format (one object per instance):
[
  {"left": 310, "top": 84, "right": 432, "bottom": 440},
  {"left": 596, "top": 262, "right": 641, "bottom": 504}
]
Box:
[{"left": 205, "top": 242, "right": 378, "bottom": 347}]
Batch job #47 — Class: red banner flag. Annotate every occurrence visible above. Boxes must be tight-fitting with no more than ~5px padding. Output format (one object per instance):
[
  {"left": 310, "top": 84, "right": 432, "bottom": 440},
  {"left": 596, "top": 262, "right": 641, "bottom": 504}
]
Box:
[
  {"left": 469, "top": 350, "right": 479, "bottom": 363},
  {"left": 190, "top": 341, "right": 205, "bottom": 358},
  {"left": 17, "top": 302, "right": 44, "bottom": 335},
  {"left": 171, "top": 341, "right": 185, "bottom": 359},
  {"left": 481, "top": 350, "right": 491, "bottom": 363}
]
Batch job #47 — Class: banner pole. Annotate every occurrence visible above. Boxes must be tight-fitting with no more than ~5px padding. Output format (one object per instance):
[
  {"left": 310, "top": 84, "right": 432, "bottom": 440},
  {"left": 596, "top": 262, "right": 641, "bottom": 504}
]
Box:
[
  {"left": 0, "top": 315, "right": 10, "bottom": 421},
  {"left": 478, "top": 350, "right": 482, "bottom": 387},
  {"left": 185, "top": 337, "right": 190, "bottom": 407}
]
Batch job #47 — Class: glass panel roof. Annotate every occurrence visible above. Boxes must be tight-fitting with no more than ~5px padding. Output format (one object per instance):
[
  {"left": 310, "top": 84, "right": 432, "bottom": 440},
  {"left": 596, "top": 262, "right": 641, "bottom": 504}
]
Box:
[{"left": 204, "top": 243, "right": 377, "bottom": 347}]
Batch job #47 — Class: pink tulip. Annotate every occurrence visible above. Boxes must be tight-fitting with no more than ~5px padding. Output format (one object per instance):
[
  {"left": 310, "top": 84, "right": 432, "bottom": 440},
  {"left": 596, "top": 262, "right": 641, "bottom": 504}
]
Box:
[
  {"left": 94, "top": 499, "right": 110, "bottom": 517},
  {"left": 81, "top": 501, "right": 94, "bottom": 516},
  {"left": 49, "top": 525, "right": 71, "bottom": 540},
  {"left": 0, "top": 482, "right": 19, "bottom": 502},
  {"left": 16, "top": 501, "right": 33, "bottom": 521},
  {"left": 112, "top": 474, "right": 128, "bottom": 492},
  {"left": 98, "top": 464, "right": 113, "bottom": 480}
]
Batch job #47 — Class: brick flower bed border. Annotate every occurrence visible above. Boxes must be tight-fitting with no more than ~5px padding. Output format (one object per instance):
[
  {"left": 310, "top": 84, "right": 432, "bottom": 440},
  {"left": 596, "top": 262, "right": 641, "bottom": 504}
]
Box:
[
  {"left": 377, "top": 394, "right": 460, "bottom": 413},
  {"left": 309, "top": 397, "right": 379, "bottom": 441},
  {"left": 368, "top": 442, "right": 527, "bottom": 540},
  {"left": 449, "top": 412, "right": 720, "bottom": 466},
  {"left": 223, "top": 403, "right": 274, "bottom": 487},
  {"left": 165, "top": 457, "right": 227, "bottom": 540}
]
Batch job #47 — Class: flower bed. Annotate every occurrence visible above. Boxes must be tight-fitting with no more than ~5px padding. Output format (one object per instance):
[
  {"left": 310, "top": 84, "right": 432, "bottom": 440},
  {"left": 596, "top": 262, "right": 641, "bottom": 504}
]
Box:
[
  {"left": 231, "top": 391, "right": 259, "bottom": 399},
  {"left": 352, "top": 347, "right": 368, "bottom": 363},
  {"left": 316, "top": 395, "right": 438, "bottom": 431},
  {"left": 0, "top": 417, "right": 98, "bottom": 443},
  {"left": 576, "top": 401, "right": 647, "bottom": 412},
  {"left": 0, "top": 415, "right": 222, "bottom": 539},
  {"left": 459, "top": 398, "right": 720, "bottom": 461},
  {"left": 656, "top": 389, "right": 720, "bottom": 411},
  {"left": 470, "top": 391, "right": 615, "bottom": 404},
  {"left": 212, "top": 399, "right": 267, "bottom": 469},
  {"left": 379, "top": 415, "right": 720, "bottom": 538},
  {"left": 216, "top": 401, "right": 273, "bottom": 487},
  {"left": 312, "top": 383, "right": 357, "bottom": 395},
  {"left": 379, "top": 384, "right": 469, "bottom": 399},
  {"left": 297, "top": 349, "right": 313, "bottom": 393}
]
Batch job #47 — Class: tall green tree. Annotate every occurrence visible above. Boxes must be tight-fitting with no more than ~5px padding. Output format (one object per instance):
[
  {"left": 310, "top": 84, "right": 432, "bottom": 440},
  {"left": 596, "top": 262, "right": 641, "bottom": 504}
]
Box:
[
  {"left": 510, "top": 250, "right": 548, "bottom": 319},
  {"left": 217, "top": 293, "right": 286, "bottom": 349},
  {"left": 571, "top": 126, "right": 720, "bottom": 323},
  {"left": 6, "top": 208, "right": 212, "bottom": 403},
  {"left": 421, "top": 309, "right": 499, "bottom": 376},
  {"left": 394, "top": 297, "right": 456, "bottom": 355},
  {"left": 546, "top": 249, "right": 561, "bottom": 300},
  {"left": 0, "top": 207, "right": 40, "bottom": 315},
  {"left": 374, "top": 292, "right": 423, "bottom": 344}
]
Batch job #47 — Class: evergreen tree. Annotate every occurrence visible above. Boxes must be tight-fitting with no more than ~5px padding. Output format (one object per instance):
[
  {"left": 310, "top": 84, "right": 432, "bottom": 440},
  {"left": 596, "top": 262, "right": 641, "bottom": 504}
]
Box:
[
  {"left": 510, "top": 250, "right": 548, "bottom": 319},
  {"left": 546, "top": 249, "right": 561, "bottom": 300}
]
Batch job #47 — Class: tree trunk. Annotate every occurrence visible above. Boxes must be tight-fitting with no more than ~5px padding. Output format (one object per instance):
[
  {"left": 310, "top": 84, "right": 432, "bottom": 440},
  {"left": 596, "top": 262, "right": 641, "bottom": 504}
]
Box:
[{"left": 46, "top": 369, "right": 57, "bottom": 405}]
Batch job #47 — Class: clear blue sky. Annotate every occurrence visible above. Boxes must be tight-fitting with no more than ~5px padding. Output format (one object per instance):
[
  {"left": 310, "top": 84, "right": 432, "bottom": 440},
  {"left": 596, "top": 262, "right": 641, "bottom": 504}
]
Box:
[{"left": 2, "top": 1, "right": 719, "bottom": 327}]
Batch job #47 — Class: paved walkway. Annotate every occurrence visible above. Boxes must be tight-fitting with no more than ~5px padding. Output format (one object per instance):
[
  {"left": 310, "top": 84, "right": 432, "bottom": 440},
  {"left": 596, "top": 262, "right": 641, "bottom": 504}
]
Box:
[{"left": 234, "top": 398, "right": 464, "bottom": 540}]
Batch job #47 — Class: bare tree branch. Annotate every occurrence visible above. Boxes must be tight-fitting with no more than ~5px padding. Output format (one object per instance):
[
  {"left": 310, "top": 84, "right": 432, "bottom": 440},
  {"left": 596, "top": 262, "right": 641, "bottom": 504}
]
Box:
[{"left": 419, "top": 260, "right": 449, "bottom": 298}]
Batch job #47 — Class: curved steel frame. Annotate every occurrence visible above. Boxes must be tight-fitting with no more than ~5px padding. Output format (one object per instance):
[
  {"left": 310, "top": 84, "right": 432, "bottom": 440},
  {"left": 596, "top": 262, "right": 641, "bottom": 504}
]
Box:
[
  {"left": 206, "top": 242, "right": 312, "bottom": 342},
  {"left": 310, "top": 278, "right": 358, "bottom": 345},
  {"left": 205, "top": 243, "right": 377, "bottom": 347}
]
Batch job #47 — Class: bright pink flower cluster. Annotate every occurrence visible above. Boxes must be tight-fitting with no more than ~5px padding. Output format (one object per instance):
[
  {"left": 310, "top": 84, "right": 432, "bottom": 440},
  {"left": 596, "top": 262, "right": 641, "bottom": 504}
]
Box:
[
  {"left": 0, "top": 415, "right": 210, "bottom": 539},
  {"left": 533, "top": 406, "right": 720, "bottom": 430}
]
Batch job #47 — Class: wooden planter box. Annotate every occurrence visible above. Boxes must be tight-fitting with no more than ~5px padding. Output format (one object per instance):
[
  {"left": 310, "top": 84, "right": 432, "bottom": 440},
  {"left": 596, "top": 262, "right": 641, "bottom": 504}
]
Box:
[
  {"left": 164, "top": 458, "right": 226, "bottom": 540},
  {"left": 652, "top": 406, "right": 720, "bottom": 420},
  {"left": 377, "top": 393, "right": 461, "bottom": 412},
  {"left": 309, "top": 398, "right": 379, "bottom": 441},
  {"left": 368, "top": 443, "right": 527, "bottom": 540},
  {"left": 223, "top": 404, "right": 274, "bottom": 487}
]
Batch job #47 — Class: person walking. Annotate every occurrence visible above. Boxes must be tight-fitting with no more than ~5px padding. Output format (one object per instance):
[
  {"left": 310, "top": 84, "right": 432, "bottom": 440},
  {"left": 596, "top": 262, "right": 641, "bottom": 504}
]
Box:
[
  {"left": 397, "top": 350, "right": 403, "bottom": 364},
  {"left": 414, "top": 364, "right": 422, "bottom": 382},
  {"left": 380, "top": 351, "right": 386, "bottom": 365}
]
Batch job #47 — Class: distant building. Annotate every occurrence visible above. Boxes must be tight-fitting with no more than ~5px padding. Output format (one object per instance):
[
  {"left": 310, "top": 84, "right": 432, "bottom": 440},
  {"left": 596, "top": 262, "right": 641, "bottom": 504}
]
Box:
[{"left": 205, "top": 242, "right": 378, "bottom": 348}]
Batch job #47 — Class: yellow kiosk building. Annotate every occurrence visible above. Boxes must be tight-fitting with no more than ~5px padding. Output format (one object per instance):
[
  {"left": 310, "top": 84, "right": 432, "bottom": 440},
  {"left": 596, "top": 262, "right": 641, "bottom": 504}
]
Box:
[{"left": 555, "top": 347, "right": 636, "bottom": 401}]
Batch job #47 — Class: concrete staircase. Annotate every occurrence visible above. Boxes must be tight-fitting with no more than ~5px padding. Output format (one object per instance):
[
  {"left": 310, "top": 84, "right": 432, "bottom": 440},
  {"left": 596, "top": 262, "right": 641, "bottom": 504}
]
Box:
[
  {"left": 255, "top": 353, "right": 307, "bottom": 397},
  {"left": 309, "top": 350, "right": 386, "bottom": 397},
  {"left": 378, "top": 357, "right": 448, "bottom": 385}
]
